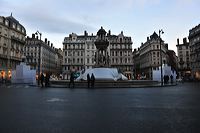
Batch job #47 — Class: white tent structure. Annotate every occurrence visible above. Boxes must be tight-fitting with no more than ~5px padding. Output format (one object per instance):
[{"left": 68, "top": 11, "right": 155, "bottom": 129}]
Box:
[
  {"left": 153, "top": 64, "right": 177, "bottom": 82},
  {"left": 76, "top": 68, "right": 128, "bottom": 81},
  {"left": 11, "top": 63, "right": 36, "bottom": 84}
]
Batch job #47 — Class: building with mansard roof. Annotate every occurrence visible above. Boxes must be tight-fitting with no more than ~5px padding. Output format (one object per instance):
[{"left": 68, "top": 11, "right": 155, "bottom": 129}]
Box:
[
  {"left": 0, "top": 14, "right": 26, "bottom": 80},
  {"left": 62, "top": 27, "right": 133, "bottom": 80},
  {"left": 134, "top": 32, "right": 168, "bottom": 80},
  {"left": 24, "top": 34, "right": 63, "bottom": 77}
]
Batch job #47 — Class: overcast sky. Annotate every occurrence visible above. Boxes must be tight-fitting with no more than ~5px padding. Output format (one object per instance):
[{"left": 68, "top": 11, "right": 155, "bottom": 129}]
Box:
[{"left": 1, "top": 0, "right": 200, "bottom": 53}]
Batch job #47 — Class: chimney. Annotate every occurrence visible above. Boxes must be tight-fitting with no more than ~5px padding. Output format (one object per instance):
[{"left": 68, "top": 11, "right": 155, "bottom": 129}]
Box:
[
  {"left": 45, "top": 38, "right": 47, "bottom": 44},
  {"left": 84, "top": 30, "right": 88, "bottom": 36},
  {"left": 48, "top": 41, "right": 50, "bottom": 46},
  {"left": 165, "top": 44, "right": 168, "bottom": 49},
  {"left": 183, "top": 38, "right": 187, "bottom": 44},
  {"left": 177, "top": 38, "right": 179, "bottom": 45},
  {"left": 108, "top": 30, "right": 111, "bottom": 35},
  {"left": 32, "top": 34, "right": 35, "bottom": 39},
  {"left": 147, "top": 37, "right": 149, "bottom": 41},
  {"left": 121, "top": 31, "right": 123, "bottom": 35},
  {"left": 51, "top": 43, "right": 53, "bottom": 48}
]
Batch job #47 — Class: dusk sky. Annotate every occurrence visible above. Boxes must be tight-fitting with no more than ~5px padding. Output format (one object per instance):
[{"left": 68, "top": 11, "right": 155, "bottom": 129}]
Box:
[{"left": 1, "top": 0, "right": 200, "bottom": 53}]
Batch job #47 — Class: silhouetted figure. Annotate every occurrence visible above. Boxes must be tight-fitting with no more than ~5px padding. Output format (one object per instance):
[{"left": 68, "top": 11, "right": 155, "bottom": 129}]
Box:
[
  {"left": 45, "top": 73, "right": 50, "bottom": 87},
  {"left": 69, "top": 72, "right": 75, "bottom": 88},
  {"left": 91, "top": 73, "right": 95, "bottom": 88},
  {"left": 40, "top": 73, "right": 44, "bottom": 88},
  {"left": 170, "top": 75, "right": 173, "bottom": 84},
  {"left": 87, "top": 74, "right": 91, "bottom": 88},
  {"left": 166, "top": 75, "right": 169, "bottom": 84}
]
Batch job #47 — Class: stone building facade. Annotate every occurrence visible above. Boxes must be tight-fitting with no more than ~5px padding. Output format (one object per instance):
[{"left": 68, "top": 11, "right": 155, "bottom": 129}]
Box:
[
  {"left": 24, "top": 34, "right": 62, "bottom": 77},
  {"left": 176, "top": 38, "right": 191, "bottom": 78},
  {"left": 0, "top": 14, "right": 26, "bottom": 80},
  {"left": 188, "top": 24, "right": 200, "bottom": 80},
  {"left": 137, "top": 32, "right": 168, "bottom": 79},
  {"left": 62, "top": 27, "right": 133, "bottom": 80}
]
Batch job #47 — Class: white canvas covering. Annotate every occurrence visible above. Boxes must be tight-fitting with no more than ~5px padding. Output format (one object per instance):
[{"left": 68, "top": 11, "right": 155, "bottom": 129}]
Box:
[
  {"left": 11, "top": 63, "right": 36, "bottom": 84},
  {"left": 153, "top": 64, "right": 177, "bottom": 82},
  {"left": 76, "top": 68, "right": 128, "bottom": 81}
]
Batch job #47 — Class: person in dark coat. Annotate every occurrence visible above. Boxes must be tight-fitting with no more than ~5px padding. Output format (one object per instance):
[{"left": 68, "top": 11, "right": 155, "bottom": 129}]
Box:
[
  {"left": 40, "top": 73, "right": 44, "bottom": 88},
  {"left": 45, "top": 73, "right": 50, "bottom": 87},
  {"left": 170, "top": 75, "right": 173, "bottom": 84},
  {"left": 87, "top": 74, "right": 91, "bottom": 88},
  {"left": 69, "top": 72, "right": 75, "bottom": 88},
  {"left": 91, "top": 73, "right": 95, "bottom": 88}
]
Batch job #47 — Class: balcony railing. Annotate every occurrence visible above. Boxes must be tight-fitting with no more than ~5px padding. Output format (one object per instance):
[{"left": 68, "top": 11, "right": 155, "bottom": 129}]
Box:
[
  {"left": 11, "top": 36, "right": 25, "bottom": 44},
  {"left": 10, "top": 56, "right": 22, "bottom": 61},
  {"left": 0, "top": 53, "right": 8, "bottom": 59}
]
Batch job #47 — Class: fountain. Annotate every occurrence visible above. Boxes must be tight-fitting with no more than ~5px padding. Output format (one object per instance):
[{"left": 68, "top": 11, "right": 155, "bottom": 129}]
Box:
[
  {"left": 51, "top": 27, "right": 160, "bottom": 88},
  {"left": 77, "top": 27, "right": 127, "bottom": 81}
]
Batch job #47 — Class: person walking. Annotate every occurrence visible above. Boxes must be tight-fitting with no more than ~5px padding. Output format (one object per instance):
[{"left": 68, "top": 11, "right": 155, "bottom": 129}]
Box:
[
  {"left": 87, "top": 73, "right": 91, "bottom": 88},
  {"left": 170, "top": 75, "right": 173, "bottom": 84},
  {"left": 40, "top": 73, "right": 44, "bottom": 88},
  {"left": 69, "top": 72, "right": 75, "bottom": 88},
  {"left": 91, "top": 73, "right": 95, "bottom": 88}
]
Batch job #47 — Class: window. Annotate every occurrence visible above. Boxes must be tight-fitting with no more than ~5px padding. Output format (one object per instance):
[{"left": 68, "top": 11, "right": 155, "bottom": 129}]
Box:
[
  {"left": 157, "top": 52, "right": 159, "bottom": 57},
  {"left": 12, "top": 23, "right": 16, "bottom": 29},
  {"left": 17, "top": 25, "right": 20, "bottom": 31},
  {"left": 22, "top": 28, "right": 25, "bottom": 33},
  {"left": 0, "top": 18, "right": 3, "bottom": 23},
  {"left": 5, "top": 20, "right": 9, "bottom": 26}
]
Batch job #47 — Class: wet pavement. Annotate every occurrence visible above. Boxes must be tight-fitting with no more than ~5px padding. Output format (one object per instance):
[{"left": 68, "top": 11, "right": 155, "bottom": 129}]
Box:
[{"left": 0, "top": 82, "right": 200, "bottom": 133}]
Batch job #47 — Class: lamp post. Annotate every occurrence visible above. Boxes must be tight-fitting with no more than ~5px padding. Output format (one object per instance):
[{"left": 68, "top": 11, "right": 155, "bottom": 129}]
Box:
[
  {"left": 159, "top": 29, "right": 164, "bottom": 86},
  {"left": 35, "top": 31, "right": 42, "bottom": 85}
]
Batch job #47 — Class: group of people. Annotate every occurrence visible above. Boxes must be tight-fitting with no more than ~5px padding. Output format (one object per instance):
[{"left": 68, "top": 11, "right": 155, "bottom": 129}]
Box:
[
  {"left": 40, "top": 73, "right": 50, "bottom": 88},
  {"left": 87, "top": 73, "right": 95, "bottom": 88},
  {"left": 68, "top": 72, "right": 96, "bottom": 88}
]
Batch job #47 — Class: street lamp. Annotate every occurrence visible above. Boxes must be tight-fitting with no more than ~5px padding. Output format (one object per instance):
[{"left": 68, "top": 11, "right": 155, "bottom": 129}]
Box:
[
  {"left": 35, "top": 31, "right": 42, "bottom": 85},
  {"left": 159, "top": 29, "right": 164, "bottom": 86}
]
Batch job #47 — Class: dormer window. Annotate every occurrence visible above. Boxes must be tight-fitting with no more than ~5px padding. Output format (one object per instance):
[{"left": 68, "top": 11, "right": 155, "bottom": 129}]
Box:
[
  {"left": 5, "top": 20, "right": 9, "bottom": 26},
  {"left": 22, "top": 28, "right": 25, "bottom": 33},
  {"left": 17, "top": 25, "right": 20, "bottom": 31},
  {"left": 12, "top": 23, "right": 16, "bottom": 29},
  {"left": 120, "top": 38, "right": 122, "bottom": 43}
]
